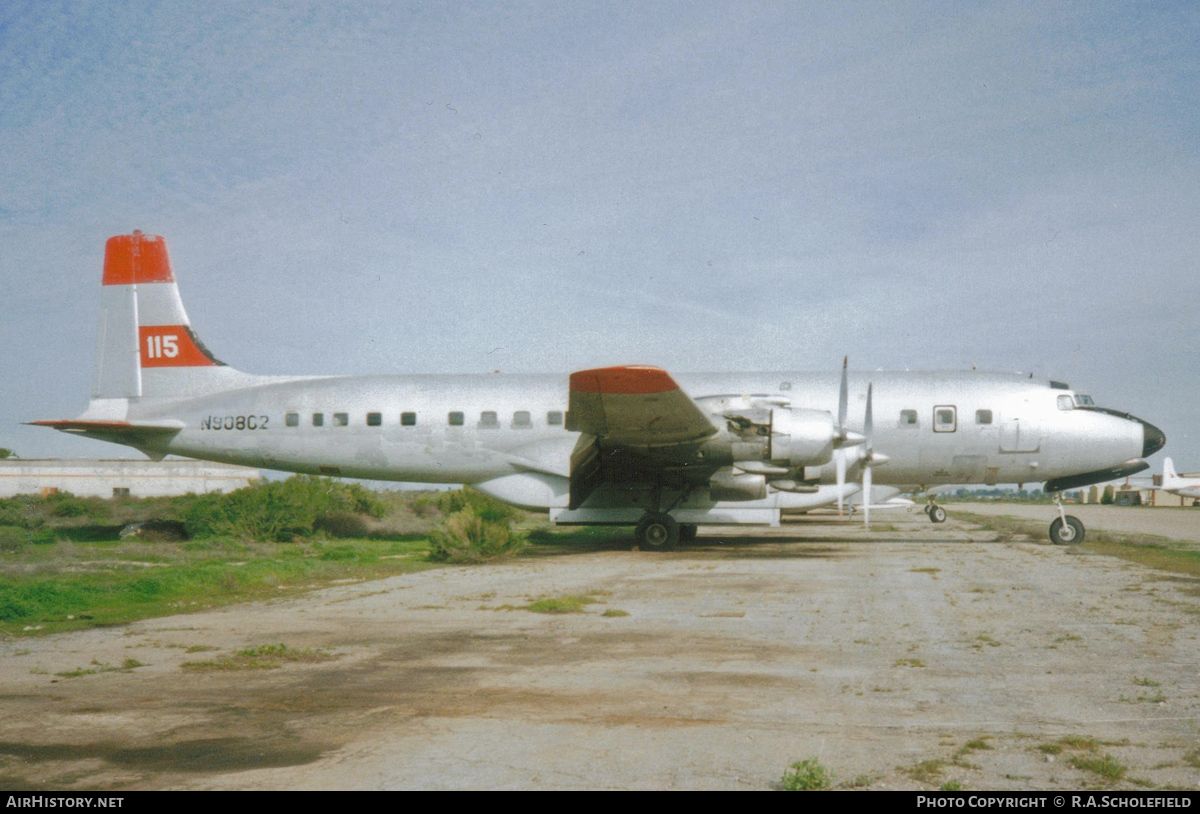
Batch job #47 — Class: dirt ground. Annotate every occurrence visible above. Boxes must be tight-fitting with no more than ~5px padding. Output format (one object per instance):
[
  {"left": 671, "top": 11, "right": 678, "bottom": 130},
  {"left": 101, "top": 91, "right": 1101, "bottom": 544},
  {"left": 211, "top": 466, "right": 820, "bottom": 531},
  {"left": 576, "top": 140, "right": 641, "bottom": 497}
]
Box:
[{"left": 2, "top": 506, "right": 1199, "bottom": 791}]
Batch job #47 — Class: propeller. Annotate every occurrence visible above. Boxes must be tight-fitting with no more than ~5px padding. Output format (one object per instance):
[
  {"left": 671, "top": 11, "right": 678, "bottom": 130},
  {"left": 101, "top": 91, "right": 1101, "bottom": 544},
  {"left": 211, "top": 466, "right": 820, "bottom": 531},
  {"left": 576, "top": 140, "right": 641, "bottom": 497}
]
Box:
[
  {"left": 833, "top": 357, "right": 864, "bottom": 516},
  {"left": 859, "top": 383, "right": 890, "bottom": 530}
]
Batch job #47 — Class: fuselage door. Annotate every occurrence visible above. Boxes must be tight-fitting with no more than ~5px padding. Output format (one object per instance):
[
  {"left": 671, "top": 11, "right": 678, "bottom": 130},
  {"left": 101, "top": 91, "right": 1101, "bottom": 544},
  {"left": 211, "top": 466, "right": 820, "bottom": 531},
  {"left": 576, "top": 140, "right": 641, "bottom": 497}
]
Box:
[{"left": 999, "top": 416, "right": 1039, "bottom": 452}]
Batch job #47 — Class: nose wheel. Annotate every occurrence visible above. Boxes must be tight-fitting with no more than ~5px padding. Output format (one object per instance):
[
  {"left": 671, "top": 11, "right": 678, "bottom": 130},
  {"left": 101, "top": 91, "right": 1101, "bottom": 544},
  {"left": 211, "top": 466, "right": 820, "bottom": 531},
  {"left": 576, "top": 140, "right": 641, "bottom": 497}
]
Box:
[
  {"left": 923, "top": 501, "right": 947, "bottom": 523},
  {"left": 1049, "top": 498, "right": 1084, "bottom": 545},
  {"left": 1049, "top": 515, "right": 1085, "bottom": 545}
]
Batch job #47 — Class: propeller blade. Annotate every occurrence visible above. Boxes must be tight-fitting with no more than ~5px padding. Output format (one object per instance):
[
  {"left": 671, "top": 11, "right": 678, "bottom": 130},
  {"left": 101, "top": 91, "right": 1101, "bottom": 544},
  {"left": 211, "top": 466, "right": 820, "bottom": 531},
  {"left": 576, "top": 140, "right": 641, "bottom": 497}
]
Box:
[
  {"left": 836, "top": 448, "right": 846, "bottom": 516},
  {"left": 864, "top": 382, "right": 874, "bottom": 455},
  {"left": 863, "top": 462, "right": 872, "bottom": 530},
  {"left": 838, "top": 356, "right": 848, "bottom": 433}
]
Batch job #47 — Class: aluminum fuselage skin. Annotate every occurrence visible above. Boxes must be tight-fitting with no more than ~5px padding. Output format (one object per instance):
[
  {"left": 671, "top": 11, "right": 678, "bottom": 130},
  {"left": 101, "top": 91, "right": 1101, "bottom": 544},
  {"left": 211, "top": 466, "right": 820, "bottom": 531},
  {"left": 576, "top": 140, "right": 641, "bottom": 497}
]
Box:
[{"left": 124, "top": 369, "right": 1145, "bottom": 508}]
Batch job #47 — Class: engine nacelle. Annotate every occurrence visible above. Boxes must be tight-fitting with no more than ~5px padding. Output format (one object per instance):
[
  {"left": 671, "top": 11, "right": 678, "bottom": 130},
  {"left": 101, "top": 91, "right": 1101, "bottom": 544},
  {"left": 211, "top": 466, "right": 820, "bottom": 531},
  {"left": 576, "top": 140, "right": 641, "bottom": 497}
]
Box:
[
  {"left": 709, "top": 469, "right": 767, "bottom": 501},
  {"left": 770, "top": 407, "right": 836, "bottom": 468},
  {"left": 695, "top": 397, "right": 836, "bottom": 471}
]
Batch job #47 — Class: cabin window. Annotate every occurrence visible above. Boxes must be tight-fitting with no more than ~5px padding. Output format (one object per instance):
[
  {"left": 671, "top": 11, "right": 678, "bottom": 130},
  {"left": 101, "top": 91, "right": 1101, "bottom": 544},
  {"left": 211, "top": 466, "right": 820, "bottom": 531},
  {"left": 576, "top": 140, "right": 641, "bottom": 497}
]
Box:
[
  {"left": 547, "top": 410, "right": 563, "bottom": 426},
  {"left": 513, "top": 410, "right": 532, "bottom": 428},
  {"left": 366, "top": 412, "right": 382, "bottom": 427},
  {"left": 312, "top": 413, "right": 324, "bottom": 427},
  {"left": 401, "top": 412, "right": 417, "bottom": 426},
  {"left": 900, "top": 409, "right": 919, "bottom": 427},
  {"left": 448, "top": 411, "right": 464, "bottom": 426},
  {"left": 975, "top": 409, "right": 993, "bottom": 425},
  {"left": 934, "top": 406, "right": 957, "bottom": 433},
  {"left": 479, "top": 411, "right": 499, "bottom": 429},
  {"left": 285, "top": 412, "right": 299, "bottom": 427},
  {"left": 1057, "top": 395, "right": 1075, "bottom": 411},
  {"left": 333, "top": 412, "right": 349, "bottom": 427}
]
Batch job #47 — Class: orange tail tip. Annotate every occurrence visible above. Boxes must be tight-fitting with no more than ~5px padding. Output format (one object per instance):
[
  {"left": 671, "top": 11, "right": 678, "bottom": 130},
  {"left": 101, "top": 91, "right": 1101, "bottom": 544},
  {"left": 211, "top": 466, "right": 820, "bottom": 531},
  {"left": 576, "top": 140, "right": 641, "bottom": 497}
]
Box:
[{"left": 102, "top": 231, "right": 175, "bottom": 286}]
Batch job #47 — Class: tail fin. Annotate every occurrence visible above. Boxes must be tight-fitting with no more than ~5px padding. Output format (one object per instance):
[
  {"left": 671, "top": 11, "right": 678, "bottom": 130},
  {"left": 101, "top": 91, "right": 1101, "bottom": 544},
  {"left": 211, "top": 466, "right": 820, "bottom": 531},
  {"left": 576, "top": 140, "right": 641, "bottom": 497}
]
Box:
[
  {"left": 93, "top": 231, "right": 242, "bottom": 400},
  {"left": 1163, "top": 457, "right": 1178, "bottom": 484}
]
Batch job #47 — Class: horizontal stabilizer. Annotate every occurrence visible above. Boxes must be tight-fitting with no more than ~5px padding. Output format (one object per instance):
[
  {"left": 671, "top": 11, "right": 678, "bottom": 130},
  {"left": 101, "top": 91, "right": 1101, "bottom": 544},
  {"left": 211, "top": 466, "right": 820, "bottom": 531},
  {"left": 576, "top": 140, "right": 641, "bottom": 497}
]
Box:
[{"left": 27, "top": 419, "right": 184, "bottom": 460}]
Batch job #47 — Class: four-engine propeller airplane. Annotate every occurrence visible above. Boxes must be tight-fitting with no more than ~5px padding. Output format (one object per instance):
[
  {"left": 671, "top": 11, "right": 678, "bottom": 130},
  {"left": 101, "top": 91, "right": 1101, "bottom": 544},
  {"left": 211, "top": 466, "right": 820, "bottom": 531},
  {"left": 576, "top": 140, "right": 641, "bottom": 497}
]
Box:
[{"left": 33, "top": 232, "right": 1166, "bottom": 548}]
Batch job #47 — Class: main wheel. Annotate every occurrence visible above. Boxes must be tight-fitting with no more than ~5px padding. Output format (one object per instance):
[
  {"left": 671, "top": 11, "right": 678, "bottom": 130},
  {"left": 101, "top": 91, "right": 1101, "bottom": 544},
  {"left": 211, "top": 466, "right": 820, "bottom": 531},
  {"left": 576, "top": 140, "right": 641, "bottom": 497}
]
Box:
[
  {"left": 1049, "top": 515, "right": 1085, "bottom": 545},
  {"left": 636, "top": 513, "right": 679, "bottom": 552},
  {"left": 929, "top": 506, "right": 947, "bottom": 523}
]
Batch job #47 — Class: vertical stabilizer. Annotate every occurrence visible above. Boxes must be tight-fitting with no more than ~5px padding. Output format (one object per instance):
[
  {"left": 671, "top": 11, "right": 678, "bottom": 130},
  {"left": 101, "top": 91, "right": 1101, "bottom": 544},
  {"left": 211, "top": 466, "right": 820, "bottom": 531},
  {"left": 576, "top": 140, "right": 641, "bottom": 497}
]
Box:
[
  {"left": 91, "top": 231, "right": 244, "bottom": 401},
  {"left": 1163, "top": 457, "right": 1178, "bottom": 485}
]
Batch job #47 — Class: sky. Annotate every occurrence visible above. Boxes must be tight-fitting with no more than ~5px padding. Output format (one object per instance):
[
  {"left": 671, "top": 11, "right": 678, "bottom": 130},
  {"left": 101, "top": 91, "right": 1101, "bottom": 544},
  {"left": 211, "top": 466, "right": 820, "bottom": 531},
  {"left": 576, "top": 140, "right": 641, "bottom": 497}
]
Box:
[{"left": 1, "top": 1, "right": 1197, "bottom": 477}]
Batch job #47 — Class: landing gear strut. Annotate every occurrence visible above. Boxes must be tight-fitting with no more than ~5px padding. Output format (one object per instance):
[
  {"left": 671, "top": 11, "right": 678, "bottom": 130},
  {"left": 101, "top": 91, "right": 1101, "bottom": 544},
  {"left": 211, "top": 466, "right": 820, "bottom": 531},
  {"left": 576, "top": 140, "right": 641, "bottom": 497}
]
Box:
[
  {"left": 924, "top": 500, "right": 947, "bottom": 524},
  {"left": 635, "top": 512, "right": 679, "bottom": 551},
  {"left": 1049, "top": 498, "right": 1084, "bottom": 545}
]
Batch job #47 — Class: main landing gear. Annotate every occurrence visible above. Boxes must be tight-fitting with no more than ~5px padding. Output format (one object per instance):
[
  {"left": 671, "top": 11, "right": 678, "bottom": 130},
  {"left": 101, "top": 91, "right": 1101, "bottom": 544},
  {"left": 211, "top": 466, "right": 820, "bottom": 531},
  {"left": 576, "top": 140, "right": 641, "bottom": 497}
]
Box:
[
  {"left": 1049, "top": 499, "right": 1085, "bottom": 545},
  {"left": 635, "top": 512, "right": 679, "bottom": 551},
  {"left": 633, "top": 513, "right": 698, "bottom": 551}
]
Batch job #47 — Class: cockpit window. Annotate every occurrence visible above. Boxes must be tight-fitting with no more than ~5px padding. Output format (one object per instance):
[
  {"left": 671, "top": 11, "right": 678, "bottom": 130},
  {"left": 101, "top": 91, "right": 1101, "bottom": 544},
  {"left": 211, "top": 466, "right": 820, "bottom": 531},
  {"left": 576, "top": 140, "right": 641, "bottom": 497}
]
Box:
[
  {"left": 1057, "top": 395, "right": 1075, "bottom": 411},
  {"left": 1074, "top": 394, "right": 1094, "bottom": 407}
]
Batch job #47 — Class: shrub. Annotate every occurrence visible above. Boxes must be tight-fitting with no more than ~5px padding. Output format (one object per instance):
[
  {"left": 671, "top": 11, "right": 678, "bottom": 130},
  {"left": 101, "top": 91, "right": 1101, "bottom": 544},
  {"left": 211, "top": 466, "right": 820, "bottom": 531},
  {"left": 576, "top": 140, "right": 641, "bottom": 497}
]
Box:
[
  {"left": 435, "top": 488, "right": 522, "bottom": 523},
  {"left": 781, "top": 758, "right": 833, "bottom": 791},
  {"left": 313, "top": 512, "right": 370, "bottom": 539},
  {"left": 182, "top": 476, "right": 386, "bottom": 540},
  {"left": 429, "top": 507, "right": 527, "bottom": 563},
  {"left": 0, "top": 526, "right": 27, "bottom": 552}
]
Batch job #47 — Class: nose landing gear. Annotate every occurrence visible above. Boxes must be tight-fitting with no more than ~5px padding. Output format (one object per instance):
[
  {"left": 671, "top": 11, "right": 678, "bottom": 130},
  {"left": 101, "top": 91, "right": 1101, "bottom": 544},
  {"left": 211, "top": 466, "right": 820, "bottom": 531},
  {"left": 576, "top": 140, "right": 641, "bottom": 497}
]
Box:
[
  {"left": 1049, "top": 499, "right": 1085, "bottom": 545},
  {"left": 923, "top": 500, "right": 947, "bottom": 524}
]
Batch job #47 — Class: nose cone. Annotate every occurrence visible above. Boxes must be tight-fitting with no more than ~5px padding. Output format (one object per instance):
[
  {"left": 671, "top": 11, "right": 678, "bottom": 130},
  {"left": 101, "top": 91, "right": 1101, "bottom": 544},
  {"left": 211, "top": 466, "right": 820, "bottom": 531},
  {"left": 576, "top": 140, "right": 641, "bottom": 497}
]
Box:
[{"left": 1141, "top": 419, "right": 1166, "bottom": 458}]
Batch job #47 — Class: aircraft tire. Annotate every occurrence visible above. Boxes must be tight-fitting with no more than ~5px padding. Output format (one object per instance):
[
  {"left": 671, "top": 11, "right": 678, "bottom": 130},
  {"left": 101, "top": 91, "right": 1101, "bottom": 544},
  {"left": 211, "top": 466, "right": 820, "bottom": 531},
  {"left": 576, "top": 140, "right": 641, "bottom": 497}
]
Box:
[
  {"left": 1049, "top": 515, "right": 1085, "bottom": 546},
  {"left": 636, "top": 513, "right": 679, "bottom": 552},
  {"left": 929, "top": 506, "right": 947, "bottom": 523},
  {"left": 679, "top": 524, "right": 698, "bottom": 543}
]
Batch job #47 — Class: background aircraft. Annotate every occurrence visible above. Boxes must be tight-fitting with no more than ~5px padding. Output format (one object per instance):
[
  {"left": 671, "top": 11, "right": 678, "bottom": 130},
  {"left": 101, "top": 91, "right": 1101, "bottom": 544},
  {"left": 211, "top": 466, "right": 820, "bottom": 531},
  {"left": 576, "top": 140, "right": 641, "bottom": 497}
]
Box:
[
  {"left": 34, "top": 232, "right": 1166, "bottom": 550},
  {"left": 1155, "top": 458, "right": 1200, "bottom": 504}
]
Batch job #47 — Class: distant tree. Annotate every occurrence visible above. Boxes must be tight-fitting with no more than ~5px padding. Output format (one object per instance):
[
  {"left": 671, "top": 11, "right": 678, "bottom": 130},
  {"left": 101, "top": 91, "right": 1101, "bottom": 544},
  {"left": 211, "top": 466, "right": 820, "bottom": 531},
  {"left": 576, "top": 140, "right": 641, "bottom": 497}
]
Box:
[{"left": 0, "top": 449, "right": 13, "bottom": 460}]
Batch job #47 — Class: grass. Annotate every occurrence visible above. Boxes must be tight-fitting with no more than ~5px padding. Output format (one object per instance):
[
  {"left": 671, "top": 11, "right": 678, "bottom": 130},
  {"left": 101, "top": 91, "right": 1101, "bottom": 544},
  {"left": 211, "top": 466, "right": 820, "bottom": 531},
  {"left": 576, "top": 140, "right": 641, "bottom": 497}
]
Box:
[
  {"left": 525, "top": 595, "right": 598, "bottom": 614},
  {"left": 781, "top": 758, "right": 833, "bottom": 791},
  {"left": 950, "top": 509, "right": 1200, "bottom": 580},
  {"left": 1069, "top": 753, "right": 1127, "bottom": 784},
  {"left": 181, "top": 642, "right": 336, "bottom": 671},
  {"left": 894, "top": 657, "right": 925, "bottom": 668},
  {"left": 0, "top": 534, "right": 441, "bottom": 638}
]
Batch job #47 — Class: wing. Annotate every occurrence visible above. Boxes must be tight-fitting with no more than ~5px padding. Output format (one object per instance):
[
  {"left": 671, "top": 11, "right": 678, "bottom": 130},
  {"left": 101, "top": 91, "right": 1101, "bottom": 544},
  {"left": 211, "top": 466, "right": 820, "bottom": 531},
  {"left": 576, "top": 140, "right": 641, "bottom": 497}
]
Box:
[
  {"left": 565, "top": 366, "right": 717, "bottom": 509},
  {"left": 566, "top": 365, "right": 715, "bottom": 445}
]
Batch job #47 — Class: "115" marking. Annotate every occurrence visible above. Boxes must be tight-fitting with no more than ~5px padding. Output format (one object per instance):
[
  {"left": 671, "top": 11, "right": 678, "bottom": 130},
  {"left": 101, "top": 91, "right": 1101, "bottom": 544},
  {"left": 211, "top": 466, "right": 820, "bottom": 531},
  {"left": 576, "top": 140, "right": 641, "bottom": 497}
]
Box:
[{"left": 145, "top": 334, "right": 179, "bottom": 359}]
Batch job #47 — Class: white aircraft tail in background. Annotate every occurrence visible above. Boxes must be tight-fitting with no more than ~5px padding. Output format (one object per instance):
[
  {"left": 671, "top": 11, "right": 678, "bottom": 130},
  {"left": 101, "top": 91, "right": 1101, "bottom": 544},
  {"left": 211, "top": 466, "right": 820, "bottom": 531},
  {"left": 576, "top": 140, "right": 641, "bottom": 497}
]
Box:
[{"left": 1157, "top": 458, "right": 1200, "bottom": 501}]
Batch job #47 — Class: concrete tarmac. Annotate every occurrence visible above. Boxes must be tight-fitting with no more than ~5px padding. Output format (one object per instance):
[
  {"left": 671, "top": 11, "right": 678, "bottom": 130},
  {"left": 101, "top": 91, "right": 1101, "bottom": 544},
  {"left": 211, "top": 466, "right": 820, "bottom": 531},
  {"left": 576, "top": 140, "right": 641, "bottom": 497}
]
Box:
[{"left": 2, "top": 509, "right": 1198, "bottom": 790}]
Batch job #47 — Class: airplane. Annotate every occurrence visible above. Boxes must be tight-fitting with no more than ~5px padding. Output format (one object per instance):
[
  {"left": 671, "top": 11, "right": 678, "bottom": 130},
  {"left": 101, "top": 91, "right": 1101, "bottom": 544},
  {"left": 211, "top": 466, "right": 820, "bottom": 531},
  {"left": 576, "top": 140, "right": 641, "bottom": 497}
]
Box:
[
  {"left": 31, "top": 232, "right": 1166, "bottom": 549},
  {"left": 1154, "top": 458, "right": 1200, "bottom": 504}
]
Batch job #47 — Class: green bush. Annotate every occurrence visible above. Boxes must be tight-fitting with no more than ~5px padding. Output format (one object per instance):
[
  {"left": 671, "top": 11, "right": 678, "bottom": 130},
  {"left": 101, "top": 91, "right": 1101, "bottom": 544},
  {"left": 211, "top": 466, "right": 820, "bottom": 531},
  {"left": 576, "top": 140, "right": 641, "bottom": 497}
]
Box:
[
  {"left": 313, "top": 512, "right": 370, "bottom": 538},
  {"left": 429, "top": 507, "right": 527, "bottom": 563},
  {"left": 434, "top": 487, "right": 522, "bottom": 523},
  {"left": 0, "top": 526, "right": 27, "bottom": 552},
  {"left": 782, "top": 758, "right": 833, "bottom": 791},
  {"left": 182, "top": 476, "right": 386, "bottom": 541}
]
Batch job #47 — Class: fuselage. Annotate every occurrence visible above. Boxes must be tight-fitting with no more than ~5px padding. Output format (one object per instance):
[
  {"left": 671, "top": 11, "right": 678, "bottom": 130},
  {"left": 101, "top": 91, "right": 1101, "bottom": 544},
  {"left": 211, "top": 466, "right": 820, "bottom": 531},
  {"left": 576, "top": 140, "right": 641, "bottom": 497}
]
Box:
[{"left": 127, "top": 368, "right": 1149, "bottom": 508}]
